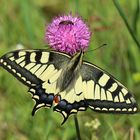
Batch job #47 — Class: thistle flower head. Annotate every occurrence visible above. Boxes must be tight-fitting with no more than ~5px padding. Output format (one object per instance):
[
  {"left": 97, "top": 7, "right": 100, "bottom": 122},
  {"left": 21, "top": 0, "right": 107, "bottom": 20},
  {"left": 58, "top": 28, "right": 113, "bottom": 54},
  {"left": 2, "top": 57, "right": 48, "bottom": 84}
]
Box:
[{"left": 45, "top": 14, "right": 91, "bottom": 55}]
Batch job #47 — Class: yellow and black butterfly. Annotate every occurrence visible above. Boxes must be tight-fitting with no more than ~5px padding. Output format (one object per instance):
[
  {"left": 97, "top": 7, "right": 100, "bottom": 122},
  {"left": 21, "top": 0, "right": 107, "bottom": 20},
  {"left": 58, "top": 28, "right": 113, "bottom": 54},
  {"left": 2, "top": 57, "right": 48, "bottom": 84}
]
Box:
[{"left": 0, "top": 49, "right": 138, "bottom": 124}]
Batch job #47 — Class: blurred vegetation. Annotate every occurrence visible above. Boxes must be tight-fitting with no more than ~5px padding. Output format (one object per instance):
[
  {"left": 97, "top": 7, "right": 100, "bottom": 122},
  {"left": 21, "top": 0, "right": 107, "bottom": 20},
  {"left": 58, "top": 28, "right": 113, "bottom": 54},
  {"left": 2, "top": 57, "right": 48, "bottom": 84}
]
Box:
[{"left": 0, "top": 0, "right": 140, "bottom": 140}]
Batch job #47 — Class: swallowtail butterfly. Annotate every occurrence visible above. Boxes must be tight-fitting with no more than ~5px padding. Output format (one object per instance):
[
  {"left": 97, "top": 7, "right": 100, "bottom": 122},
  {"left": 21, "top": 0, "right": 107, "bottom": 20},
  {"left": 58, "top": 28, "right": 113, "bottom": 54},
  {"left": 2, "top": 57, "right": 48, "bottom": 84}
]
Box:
[{"left": 0, "top": 49, "right": 138, "bottom": 124}]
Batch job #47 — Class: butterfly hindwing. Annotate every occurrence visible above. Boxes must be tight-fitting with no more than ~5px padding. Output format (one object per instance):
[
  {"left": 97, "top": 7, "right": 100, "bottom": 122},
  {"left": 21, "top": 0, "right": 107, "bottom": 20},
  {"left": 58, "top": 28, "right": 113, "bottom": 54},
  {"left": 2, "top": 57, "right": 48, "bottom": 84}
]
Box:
[
  {"left": 81, "top": 62, "right": 138, "bottom": 113},
  {"left": 53, "top": 75, "right": 88, "bottom": 124}
]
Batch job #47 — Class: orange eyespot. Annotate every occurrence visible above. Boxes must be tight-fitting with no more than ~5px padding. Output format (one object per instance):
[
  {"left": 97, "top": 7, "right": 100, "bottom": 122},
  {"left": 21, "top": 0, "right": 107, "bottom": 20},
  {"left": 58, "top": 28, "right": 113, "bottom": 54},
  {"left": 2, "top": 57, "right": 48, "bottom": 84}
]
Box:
[{"left": 54, "top": 95, "right": 60, "bottom": 104}]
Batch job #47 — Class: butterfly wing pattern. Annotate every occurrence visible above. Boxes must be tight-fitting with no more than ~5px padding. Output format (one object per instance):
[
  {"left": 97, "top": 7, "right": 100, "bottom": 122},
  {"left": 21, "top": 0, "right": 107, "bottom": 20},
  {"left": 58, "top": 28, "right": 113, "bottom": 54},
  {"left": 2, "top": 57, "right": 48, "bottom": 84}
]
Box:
[
  {"left": 0, "top": 49, "right": 70, "bottom": 116},
  {"left": 53, "top": 64, "right": 138, "bottom": 124},
  {"left": 81, "top": 62, "right": 137, "bottom": 113},
  {"left": 0, "top": 49, "right": 138, "bottom": 124}
]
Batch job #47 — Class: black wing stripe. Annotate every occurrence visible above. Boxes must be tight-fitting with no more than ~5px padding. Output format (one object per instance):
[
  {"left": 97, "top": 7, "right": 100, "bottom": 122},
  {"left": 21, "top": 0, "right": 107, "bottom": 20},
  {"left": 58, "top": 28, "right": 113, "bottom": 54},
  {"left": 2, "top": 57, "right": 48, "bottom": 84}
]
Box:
[
  {"left": 124, "top": 92, "right": 132, "bottom": 100},
  {"left": 112, "top": 86, "right": 122, "bottom": 100},
  {"left": 14, "top": 51, "right": 19, "bottom": 59},
  {"left": 35, "top": 51, "right": 42, "bottom": 63},
  {"left": 25, "top": 52, "right": 31, "bottom": 65},
  {"left": 0, "top": 55, "right": 42, "bottom": 86},
  {"left": 104, "top": 78, "right": 114, "bottom": 90}
]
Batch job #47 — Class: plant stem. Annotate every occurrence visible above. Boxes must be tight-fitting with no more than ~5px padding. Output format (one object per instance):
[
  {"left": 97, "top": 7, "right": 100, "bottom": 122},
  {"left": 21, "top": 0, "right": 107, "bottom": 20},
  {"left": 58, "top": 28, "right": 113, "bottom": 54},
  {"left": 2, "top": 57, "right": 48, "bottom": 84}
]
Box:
[
  {"left": 74, "top": 115, "right": 81, "bottom": 140},
  {"left": 112, "top": 0, "right": 140, "bottom": 49},
  {"left": 133, "top": 0, "right": 140, "bottom": 34},
  {"left": 75, "top": 0, "right": 79, "bottom": 13}
]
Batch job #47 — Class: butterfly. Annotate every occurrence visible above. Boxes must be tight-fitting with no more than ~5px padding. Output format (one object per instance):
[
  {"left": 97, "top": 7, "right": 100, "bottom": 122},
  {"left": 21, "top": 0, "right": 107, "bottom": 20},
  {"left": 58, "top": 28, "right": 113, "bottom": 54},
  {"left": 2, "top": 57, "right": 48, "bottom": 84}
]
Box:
[{"left": 0, "top": 49, "right": 138, "bottom": 124}]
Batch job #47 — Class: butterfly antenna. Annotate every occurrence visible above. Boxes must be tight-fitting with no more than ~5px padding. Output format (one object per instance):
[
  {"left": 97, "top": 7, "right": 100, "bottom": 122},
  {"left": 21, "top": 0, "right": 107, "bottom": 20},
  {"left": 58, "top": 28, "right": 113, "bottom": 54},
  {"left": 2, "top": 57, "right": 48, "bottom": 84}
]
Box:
[{"left": 86, "top": 43, "right": 107, "bottom": 53}]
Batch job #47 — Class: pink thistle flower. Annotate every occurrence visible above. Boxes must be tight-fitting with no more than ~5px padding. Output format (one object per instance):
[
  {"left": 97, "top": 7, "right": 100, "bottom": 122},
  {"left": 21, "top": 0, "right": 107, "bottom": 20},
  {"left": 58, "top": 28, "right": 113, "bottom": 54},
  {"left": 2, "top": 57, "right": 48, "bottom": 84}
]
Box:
[{"left": 45, "top": 14, "right": 91, "bottom": 55}]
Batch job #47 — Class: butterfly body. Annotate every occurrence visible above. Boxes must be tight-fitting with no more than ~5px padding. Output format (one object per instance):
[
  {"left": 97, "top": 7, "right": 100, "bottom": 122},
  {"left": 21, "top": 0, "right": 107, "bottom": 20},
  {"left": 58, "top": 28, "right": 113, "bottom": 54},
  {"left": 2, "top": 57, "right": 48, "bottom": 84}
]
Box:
[
  {"left": 56, "top": 51, "right": 83, "bottom": 93},
  {"left": 0, "top": 49, "right": 138, "bottom": 124}
]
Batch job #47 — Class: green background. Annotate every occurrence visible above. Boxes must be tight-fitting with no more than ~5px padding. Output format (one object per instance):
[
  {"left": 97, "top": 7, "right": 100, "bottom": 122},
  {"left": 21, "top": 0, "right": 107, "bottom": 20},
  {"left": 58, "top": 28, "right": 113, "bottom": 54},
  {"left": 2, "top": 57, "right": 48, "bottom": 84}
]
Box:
[{"left": 0, "top": 0, "right": 140, "bottom": 140}]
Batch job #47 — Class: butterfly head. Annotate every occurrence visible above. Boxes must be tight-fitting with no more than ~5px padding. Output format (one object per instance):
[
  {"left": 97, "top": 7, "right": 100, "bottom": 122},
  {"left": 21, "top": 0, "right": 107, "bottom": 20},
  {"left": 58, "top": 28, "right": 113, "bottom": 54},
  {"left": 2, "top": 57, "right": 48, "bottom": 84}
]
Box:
[{"left": 72, "top": 50, "right": 84, "bottom": 64}]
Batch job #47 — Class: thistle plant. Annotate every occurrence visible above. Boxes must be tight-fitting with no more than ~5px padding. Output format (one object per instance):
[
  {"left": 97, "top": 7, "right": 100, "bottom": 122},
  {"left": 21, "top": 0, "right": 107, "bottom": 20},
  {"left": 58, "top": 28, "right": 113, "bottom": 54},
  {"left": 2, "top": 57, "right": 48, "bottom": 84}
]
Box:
[
  {"left": 45, "top": 14, "right": 91, "bottom": 140},
  {"left": 45, "top": 14, "right": 91, "bottom": 55}
]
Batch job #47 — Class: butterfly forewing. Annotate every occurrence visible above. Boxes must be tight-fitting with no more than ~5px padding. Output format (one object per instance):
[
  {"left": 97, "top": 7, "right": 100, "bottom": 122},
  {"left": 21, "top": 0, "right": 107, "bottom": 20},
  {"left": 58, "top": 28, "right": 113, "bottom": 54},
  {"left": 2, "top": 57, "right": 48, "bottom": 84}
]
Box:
[
  {"left": 0, "top": 50, "right": 42, "bottom": 86},
  {"left": 81, "top": 62, "right": 138, "bottom": 113},
  {"left": 0, "top": 49, "right": 70, "bottom": 115}
]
